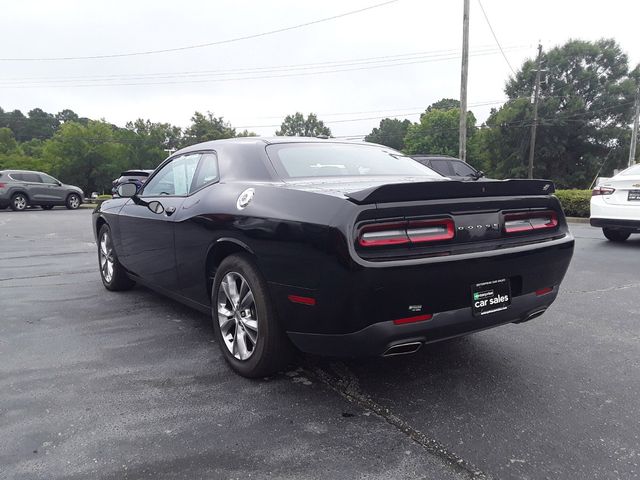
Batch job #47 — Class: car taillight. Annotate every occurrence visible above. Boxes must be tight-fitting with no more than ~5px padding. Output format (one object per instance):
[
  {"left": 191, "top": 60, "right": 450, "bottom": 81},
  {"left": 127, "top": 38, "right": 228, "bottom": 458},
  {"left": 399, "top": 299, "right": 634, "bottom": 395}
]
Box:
[
  {"left": 504, "top": 211, "right": 558, "bottom": 234},
  {"left": 592, "top": 186, "right": 615, "bottom": 196},
  {"left": 358, "top": 218, "right": 454, "bottom": 247},
  {"left": 0, "top": 182, "right": 5, "bottom": 189},
  {"left": 406, "top": 218, "right": 455, "bottom": 243}
]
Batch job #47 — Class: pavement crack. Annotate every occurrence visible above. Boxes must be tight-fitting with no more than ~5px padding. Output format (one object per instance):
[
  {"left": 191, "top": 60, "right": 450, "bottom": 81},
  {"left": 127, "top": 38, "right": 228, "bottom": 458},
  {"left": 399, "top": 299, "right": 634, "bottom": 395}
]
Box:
[
  {"left": 303, "top": 360, "right": 491, "bottom": 480},
  {"left": 564, "top": 282, "right": 640, "bottom": 295},
  {"left": 0, "top": 269, "right": 96, "bottom": 282}
]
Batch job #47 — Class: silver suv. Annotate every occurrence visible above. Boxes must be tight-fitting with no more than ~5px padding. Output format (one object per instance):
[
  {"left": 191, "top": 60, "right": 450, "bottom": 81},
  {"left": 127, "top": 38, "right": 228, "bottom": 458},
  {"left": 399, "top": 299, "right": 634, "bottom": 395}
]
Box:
[{"left": 0, "top": 170, "right": 84, "bottom": 211}]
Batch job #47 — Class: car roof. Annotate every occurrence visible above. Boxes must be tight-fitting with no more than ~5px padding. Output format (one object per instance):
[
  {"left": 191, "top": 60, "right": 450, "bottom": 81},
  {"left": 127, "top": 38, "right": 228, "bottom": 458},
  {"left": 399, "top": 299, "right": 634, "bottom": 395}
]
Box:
[
  {"left": 0, "top": 169, "right": 47, "bottom": 175},
  {"left": 174, "top": 136, "right": 389, "bottom": 156},
  {"left": 120, "top": 170, "right": 154, "bottom": 176},
  {"left": 410, "top": 155, "right": 461, "bottom": 161}
]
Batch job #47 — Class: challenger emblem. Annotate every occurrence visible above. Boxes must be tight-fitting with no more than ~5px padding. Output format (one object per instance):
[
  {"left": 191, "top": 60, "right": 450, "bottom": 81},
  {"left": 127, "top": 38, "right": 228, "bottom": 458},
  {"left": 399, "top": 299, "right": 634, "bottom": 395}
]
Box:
[
  {"left": 408, "top": 305, "right": 422, "bottom": 312},
  {"left": 236, "top": 188, "right": 255, "bottom": 210},
  {"left": 543, "top": 184, "right": 551, "bottom": 191}
]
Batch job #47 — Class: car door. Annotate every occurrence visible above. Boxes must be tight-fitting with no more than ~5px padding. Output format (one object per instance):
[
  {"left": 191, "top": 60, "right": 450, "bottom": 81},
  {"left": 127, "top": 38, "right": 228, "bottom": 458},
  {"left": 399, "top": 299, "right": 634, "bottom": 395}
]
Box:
[
  {"left": 38, "top": 173, "right": 67, "bottom": 203},
  {"left": 117, "top": 152, "right": 202, "bottom": 291},
  {"left": 19, "top": 172, "right": 47, "bottom": 202}
]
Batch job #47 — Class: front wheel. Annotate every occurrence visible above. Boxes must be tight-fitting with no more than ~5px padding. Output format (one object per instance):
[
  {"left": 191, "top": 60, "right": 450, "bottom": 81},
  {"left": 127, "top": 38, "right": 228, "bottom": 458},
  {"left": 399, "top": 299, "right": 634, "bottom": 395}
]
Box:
[
  {"left": 212, "top": 254, "right": 293, "bottom": 378},
  {"left": 602, "top": 228, "right": 630, "bottom": 242},
  {"left": 98, "top": 224, "right": 135, "bottom": 291},
  {"left": 66, "top": 193, "right": 81, "bottom": 210}
]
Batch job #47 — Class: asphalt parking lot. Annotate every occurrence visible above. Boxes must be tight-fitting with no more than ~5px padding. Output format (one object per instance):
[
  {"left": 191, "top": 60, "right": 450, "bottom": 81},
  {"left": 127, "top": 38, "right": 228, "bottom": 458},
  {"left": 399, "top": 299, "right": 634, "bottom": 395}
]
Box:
[{"left": 1, "top": 208, "right": 639, "bottom": 480}]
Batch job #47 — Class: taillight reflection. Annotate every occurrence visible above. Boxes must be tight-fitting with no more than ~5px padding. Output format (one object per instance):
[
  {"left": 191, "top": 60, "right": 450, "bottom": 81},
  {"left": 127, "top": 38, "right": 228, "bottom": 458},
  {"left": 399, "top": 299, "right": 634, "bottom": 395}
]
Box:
[
  {"left": 504, "top": 211, "right": 558, "bottom": 234},
  {"left": 592, "top": 186, "right": 615, "bottom": 196},
  {"left": 358, "top": 218, "right": 454, "bottom": 247}
]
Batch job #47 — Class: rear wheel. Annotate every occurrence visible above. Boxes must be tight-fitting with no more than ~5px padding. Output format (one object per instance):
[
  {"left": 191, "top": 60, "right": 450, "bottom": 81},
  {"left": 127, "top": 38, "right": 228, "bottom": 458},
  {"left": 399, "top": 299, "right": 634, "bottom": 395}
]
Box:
[
  {"left": 10, "top": 193, "right": 28, "bottom": 211},
  {"left": 212, "top": 254, "right": 293, "bottom": 378},
  {"left": 602, "top": 228, "right": 630, "bottom": 242},
  {"left": 98, "top": 224, "right": 135, "bottom": 291},
  {"left": 66, "top": 193, "right": 81, "bottom": 210}
]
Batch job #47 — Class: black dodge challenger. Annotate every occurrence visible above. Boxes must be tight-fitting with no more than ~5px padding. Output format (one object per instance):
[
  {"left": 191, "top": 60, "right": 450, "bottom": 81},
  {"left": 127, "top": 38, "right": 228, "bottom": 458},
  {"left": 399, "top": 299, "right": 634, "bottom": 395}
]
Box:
[{"left": 93, "top": 137, "right": 574, "bottom": 377}]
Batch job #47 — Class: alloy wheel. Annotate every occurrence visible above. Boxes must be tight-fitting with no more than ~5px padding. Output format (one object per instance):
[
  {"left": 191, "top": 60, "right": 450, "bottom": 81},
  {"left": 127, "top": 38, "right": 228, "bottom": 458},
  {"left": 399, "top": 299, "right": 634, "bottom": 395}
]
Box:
[
  {"left": 217, "top": 272, "right": 259, "bottom": 361},
  {"left": 99, "top": 231, "right": 114, "bottom": 283},
  {"left": 69, "top": 195, "right": 80, "bottom": 209},
  {"left": 13, "top": 195, "right": 27, "bottom": 210}
]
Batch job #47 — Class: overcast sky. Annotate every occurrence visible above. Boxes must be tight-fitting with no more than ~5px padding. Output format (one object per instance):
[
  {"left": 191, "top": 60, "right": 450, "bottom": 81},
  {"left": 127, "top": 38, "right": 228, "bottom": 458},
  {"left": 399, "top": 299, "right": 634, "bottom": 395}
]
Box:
[{"left": 2, "top": 0, "right": 639, "bottom": 137}]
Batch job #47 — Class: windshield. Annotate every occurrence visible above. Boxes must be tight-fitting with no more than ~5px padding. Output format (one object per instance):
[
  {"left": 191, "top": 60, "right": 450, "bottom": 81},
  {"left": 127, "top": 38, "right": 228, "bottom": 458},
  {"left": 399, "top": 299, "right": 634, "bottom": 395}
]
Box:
[{"left": 266, "top": 143, "right": 441, "bottom": 179}]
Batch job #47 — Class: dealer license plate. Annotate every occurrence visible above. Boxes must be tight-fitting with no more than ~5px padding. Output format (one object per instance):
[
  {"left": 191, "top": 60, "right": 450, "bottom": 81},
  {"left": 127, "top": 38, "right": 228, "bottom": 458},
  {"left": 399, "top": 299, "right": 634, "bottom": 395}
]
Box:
[
  {"left": 627, "top": 190, "right": 640, "bottom": 201},
  {"left": 472, "top": 278, "right": 511, "bottom": 317}
]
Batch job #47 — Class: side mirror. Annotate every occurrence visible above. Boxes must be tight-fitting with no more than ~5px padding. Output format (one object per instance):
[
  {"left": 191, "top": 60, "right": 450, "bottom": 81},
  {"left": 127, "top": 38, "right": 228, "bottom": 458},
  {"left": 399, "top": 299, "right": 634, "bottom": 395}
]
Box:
[
  {"left": 117, "top": 182, "right": 138, "bottom": 198},
  {"left": 147, "top": 200, "right": 164, "bottom": 214}
]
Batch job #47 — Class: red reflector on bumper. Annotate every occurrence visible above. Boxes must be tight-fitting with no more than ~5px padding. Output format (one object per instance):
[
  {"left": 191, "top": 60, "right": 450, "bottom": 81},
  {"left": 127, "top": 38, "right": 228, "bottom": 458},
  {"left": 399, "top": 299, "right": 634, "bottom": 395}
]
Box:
[
  {"left": 288, "top": 295, "right": 316, "bottom": 306},
  {"left": 535, "top": 287, "right": 553, "bottom": 296},
  {"left": 393, "top": 314, "right": 433, "bottom": 325}
]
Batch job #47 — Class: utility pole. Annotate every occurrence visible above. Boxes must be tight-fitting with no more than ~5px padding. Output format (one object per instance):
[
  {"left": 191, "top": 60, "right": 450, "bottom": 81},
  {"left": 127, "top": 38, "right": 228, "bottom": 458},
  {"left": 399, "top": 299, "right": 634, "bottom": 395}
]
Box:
[
  {"left": 459, "top": 0, "right": 470, "bottom": 162},
  {"left": 629, "top": 84, "right": 640, "bottom": 167},
  {"left": 528, "top": 43, "right": 543, "bottom": 179}
]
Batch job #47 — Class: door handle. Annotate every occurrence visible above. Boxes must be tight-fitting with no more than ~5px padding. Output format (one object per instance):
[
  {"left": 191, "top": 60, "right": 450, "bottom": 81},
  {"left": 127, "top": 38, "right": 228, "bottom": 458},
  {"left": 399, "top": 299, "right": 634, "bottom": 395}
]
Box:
[{"left": 165, "top": 206, "right": 176, "bottom": 216}]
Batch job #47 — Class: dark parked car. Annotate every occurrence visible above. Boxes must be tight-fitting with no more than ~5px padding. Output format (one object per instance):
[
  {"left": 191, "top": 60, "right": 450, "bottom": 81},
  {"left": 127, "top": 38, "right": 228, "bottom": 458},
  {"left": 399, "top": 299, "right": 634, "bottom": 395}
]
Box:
[
  {"left": 93, "top": 137, "right": 574, "bottom": 377},
  {"left": 111, "top": 169, "right": 154, "bottom": 196},
  {"left": 411, "top": 155, "right": 485, "bottom": 181},
  {"left": 0, "top": 170, "right": 83, "bottom": 211}
]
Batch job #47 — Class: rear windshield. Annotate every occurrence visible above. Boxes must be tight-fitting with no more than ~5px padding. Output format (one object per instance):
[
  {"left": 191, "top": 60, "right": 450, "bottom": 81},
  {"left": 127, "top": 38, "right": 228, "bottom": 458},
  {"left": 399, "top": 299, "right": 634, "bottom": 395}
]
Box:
[
  {"left": 266, "top": 143, "right": 440, "bottom": 179},
  {"left": 620, "top": 164, "right": 640, "bottom": 176}
]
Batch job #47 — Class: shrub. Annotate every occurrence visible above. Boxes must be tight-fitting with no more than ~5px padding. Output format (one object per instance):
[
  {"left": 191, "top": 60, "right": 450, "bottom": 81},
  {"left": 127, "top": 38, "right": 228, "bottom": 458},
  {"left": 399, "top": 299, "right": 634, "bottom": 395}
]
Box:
[{"left": 555, "top": 189, "right": 591, "bottom": 218}]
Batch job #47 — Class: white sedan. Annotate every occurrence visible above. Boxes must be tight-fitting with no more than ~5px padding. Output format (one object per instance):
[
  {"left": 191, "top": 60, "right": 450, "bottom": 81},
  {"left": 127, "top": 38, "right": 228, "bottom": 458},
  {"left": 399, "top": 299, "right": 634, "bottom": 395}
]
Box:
[{"left": 590, "top": 163, "right": 640, "bottom": 241}]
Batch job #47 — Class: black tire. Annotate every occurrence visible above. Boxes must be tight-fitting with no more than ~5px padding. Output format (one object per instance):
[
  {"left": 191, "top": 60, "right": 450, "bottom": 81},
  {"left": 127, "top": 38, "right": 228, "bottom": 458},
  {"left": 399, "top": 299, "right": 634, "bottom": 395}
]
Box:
[
  {"left": 41, "top": 205, "right": 54, "bottom": 210},
  {"left": 602, "top": 228, "right": 631, "bottom": 242},
  {"left": 212, "top": 253, "right": 293, "bottom": 378},
  {"left": 10, "top": 193, "right": 28, "bottom": 211},
  {"left": 97, "top": 224, "right": 135, "bottom": 291},
  {"left": 66, "top": 193, "right": 82, "bottom": 210}
]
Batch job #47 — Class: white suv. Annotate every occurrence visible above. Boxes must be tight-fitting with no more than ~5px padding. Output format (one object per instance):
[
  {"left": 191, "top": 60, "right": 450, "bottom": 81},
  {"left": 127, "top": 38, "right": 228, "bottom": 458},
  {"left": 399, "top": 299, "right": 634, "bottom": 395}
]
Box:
[{"left": 590, "top": 164, "right": 640, "bottom": 241}]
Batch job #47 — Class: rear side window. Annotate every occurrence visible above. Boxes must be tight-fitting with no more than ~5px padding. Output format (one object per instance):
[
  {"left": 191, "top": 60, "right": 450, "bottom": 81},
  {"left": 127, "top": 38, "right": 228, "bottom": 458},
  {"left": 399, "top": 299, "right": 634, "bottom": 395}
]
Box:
[
  {"left": 267, "top": 143, "right": 439, "bottom": 179},
  {"left": 191, "top": 153, "right": 219, "bottom": 191},
  {"left": 22, "top": 173, "right": 42, "bottom": 182},
  {"left": 429, "top": 159, "right": 454, "bottom": 176}
]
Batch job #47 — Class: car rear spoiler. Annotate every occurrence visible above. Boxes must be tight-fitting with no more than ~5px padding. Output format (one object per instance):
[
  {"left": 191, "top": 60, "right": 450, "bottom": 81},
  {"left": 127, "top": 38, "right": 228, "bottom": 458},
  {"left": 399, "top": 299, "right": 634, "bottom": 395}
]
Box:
[{"left": 345, "top": 179, "right": 556, "bottom": 205}]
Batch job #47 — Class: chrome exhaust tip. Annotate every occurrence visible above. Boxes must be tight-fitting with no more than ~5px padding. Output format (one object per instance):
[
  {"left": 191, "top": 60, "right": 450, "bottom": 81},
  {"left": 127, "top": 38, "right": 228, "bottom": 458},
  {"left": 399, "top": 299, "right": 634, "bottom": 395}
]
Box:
[
  {"left": 383, "top": 341, "right": 422, "bottom": 357},
  {"left": 515, "top": 308, "right": 547, "bottom": 324}
]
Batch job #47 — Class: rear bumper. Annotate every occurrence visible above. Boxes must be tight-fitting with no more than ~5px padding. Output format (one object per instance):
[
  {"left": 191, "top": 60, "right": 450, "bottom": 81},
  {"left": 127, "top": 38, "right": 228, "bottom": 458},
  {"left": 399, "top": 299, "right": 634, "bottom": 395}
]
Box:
[
  {"left": 287, "top": 289, "right": 558, "bottom": 357},
  {"left": 590, "top": 217, "right": 640, "bottom": 231}
]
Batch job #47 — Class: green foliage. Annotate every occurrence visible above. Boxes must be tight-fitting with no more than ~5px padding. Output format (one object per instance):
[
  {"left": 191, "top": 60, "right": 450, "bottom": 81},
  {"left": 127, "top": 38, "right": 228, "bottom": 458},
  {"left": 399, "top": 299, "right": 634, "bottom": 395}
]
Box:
[
  {"left": 482, "top": 39, "right": 637, "bottom": 187},
  {"left": 182, "top": 111, "right": 235, "bottom": 146},
  {"left": 365, "top": 118, "right": 411, "bottom": 150},
  {"left": 275, "top": 112, "right": 331, "bottom": 137},
  {"left": 403, "top": 103, "right": 476, "bottom": 157},
  {"left": 555, "top": 189, "right": 591, "bottom": 217},
  {"left": 42, "top": 121, "right": 129, "bottom": 195}
]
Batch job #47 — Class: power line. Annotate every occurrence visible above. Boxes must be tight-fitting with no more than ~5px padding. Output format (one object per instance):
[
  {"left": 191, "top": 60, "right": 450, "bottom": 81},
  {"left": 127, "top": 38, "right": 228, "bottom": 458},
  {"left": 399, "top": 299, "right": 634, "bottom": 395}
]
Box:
[
  {"left": 0, "top": 0, "right": 402, "bottom": 62},
  {"left": 476, "top": 0, "right": 516, "bottom": 75},
  {"left": 0, "top": 48, "right": 525, "bottom": 89}
]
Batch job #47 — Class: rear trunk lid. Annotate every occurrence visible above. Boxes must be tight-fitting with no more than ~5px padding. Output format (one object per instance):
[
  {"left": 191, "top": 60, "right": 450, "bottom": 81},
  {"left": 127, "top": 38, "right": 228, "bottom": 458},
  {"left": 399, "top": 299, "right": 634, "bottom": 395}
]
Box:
[{"left": 599, "top": 175, "right": 640, "bottom": 206}]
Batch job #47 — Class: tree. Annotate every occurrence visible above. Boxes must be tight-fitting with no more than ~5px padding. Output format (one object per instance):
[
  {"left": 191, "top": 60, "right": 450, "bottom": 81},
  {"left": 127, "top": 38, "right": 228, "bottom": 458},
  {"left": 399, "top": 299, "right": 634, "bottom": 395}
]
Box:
[
  {"left": 122, "top": 119, "right": 182, "bottom": 168},
  {"left": 403, "top": 100, "right": 477, "bottom": 157},
  {"left": 56, "top": 109, "right": 80, "bottom": 124},
  {"left": 182, "top": 111, "right": 235, "bottom": 146},
  {"left": 43, "top": 121, "right": 128, "bottom": 194},
  {"left": 0, "top": 127, "right": 19, "bottom": 155},
  {"left": 24, "top": 108, "right": 60, "bottom": 140},
  {"left": 275, "top": 112, "right": 331, "bottom": 137},
  {"left": 481, "top": 39, "right": 638, "bottom": 187},
  {"left": 236, "top": 129, "right": 257, "bottom": 137},
  {"left": 365, "top": 118, "right": 411, "bottom": 150}
]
